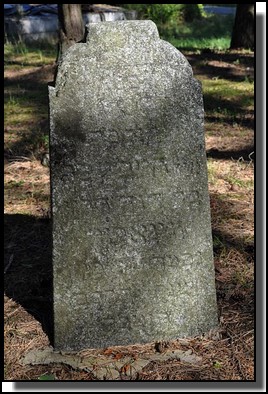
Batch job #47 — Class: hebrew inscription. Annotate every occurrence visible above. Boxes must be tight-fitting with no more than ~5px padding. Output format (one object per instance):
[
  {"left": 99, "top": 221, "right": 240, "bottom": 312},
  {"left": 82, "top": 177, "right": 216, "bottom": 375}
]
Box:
[{"left": 49, "top": 21, "right": 218, "bottom": 351}]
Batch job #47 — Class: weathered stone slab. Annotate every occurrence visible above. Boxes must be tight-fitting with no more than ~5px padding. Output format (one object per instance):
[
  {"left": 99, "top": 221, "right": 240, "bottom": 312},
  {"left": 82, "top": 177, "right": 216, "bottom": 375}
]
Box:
[{"left": 49, "top": 20, "right": 218, "bottom": 351}]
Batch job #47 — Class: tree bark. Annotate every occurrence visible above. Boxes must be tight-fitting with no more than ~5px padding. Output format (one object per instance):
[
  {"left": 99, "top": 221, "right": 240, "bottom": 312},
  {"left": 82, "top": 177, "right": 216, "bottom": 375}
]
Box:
[
  {"left": 230, "top": 4, "right": 254, "bottom": 50},
  {"left": 57, "top": 4, "right": 85, "bottom": 62}
]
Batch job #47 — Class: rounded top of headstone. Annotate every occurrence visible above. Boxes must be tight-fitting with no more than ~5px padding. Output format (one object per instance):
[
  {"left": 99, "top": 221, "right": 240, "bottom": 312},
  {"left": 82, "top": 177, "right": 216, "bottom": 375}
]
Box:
[
  {"left": 86, "top": 20, "right": 159, "bottom": 49},
  {"left": 52, "top": 20, "right": 193, "bottom": 98}
]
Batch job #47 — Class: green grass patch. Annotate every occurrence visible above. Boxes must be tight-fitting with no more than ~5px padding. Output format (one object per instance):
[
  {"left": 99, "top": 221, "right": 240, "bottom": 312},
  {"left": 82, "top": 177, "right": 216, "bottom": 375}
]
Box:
[
  {"left": 163, "top": 13, "right": 235, "bottom": 51},
  {"left": 202, "top": 79, "right": 254, "bottom": 97},
  {"left": 202, "top": 78, "right": 254, "bottom": 117},
  {"left": 4, "top": 60, "right": 49, "bottom": 157},
  {"left": 207, "top": 159, "right": 219, "bottom": 185},
  {"left": 4, "top": 90, "right": 48, "bottom": 154},
  {"left": 213, "top": 360, "right": 222, "bottom": 369},
  {"left": 6, "top": 180, "right": 25, "bottom": 187},
  {"left": 169, "top": 37, "right": 231, "bottom": 51},
  {"left": 4, "top": 42, "right": 57, "bottom": 69},
  {"left": 4, "top": 102, "right": 46, "bottom": 125},
  {"left": 38, "top": 374, "right": 55, "bottom": 381},
  {"left": 232, "top": 268, "right": 253, "bottom": 289},
  {"left": 123, "top": 5, "right": 235, "bottom": 51},
  {"left": 225, "top": 176, "right": 254, "bottom": 189}
]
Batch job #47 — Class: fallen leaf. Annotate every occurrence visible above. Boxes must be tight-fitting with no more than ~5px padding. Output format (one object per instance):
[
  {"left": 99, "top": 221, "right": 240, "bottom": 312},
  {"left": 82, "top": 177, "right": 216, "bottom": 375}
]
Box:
[
  {"left": 113, "top": 353, "right": 124, "bottom": 360},
  {"left": 120, "top": 363, "right": 130, "bottom": 374}
]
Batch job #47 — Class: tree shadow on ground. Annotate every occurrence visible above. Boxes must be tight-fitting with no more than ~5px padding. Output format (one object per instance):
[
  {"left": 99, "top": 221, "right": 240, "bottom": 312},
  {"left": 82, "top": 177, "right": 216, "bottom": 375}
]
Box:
[
  {"left": 4, "top": 214, "right": 54, "bottom": 345},
  {"left": 4, "top": 65, "right": 55, "bottom": 160},
  {"left": 4, "top": 123, "right": 49, "bottom": 163},
  {"left": 203, "top": 92, "right": 254, "bottom": 115},
  {"left": 186, "top": 51, "right": 254, "bottom": 83},
  {"left": 203, "top": 92, "right": 254, "bottom": 131},
  {"left": 205, "top": 114, "right": 254, "bottom": 130},
  {"left": 4, "top": 64, "right": 55, "bottom": 95},
  {"left": 206, "top": 144, "right": 254, "bottom": 161},
  {"left": 209, "top": 191, "right": 254, "bottom": 258},
  {"left": 209, "top": 192, "right": 254, "bottom": 319}
]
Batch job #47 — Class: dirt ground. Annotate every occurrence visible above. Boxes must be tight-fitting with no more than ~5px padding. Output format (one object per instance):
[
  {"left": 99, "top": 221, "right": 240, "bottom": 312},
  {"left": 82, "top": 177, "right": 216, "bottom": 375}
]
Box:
[{"left": 4, "top": 50, "right": 254, "bottom": 381}]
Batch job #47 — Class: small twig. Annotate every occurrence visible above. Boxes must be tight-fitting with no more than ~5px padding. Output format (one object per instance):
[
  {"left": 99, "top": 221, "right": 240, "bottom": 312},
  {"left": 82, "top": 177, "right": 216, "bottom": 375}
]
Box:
[
  {"left": 5, "top": 306, "right": 21, "bottom": 320},
  {"left": 248, "top": 151, "right": 254, "bottom": 161},
  {"left": 4, "top": 254, "right": 14, "bottom": 274},
  {"left": 240, "top": 329, "right": 254, "bottom": 338},
  {"left": 11, "top": 156, "right": 32, "bottom": 162}
]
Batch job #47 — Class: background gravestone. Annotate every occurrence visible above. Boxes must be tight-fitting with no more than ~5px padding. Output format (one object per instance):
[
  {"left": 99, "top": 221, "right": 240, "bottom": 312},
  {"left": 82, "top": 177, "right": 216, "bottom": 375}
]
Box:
[{"left": 49, "top": 20, "right": 218, "bottom": 351}]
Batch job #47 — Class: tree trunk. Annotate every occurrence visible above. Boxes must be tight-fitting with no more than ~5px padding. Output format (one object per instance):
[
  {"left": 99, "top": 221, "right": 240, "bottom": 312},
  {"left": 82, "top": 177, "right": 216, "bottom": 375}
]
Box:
[
  {"left": 57, "top": 4, "right": 85, "bottom": 62},
  {"left": 230, "top": 4, "right": 254, "bottom": 50}
]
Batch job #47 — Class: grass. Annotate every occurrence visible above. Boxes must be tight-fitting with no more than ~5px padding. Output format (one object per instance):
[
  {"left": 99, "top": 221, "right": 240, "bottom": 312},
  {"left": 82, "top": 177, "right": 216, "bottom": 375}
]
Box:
[
  {"left": 207, "top": 159, "right": 218, "bottom": 185},
  {"left": 4, "top": 41, "right": 57, "bottom": 69},
  {"left": 170, "top": 37, "right": 231, "bottom": 51},
  {"left": 225, "top": 176, "right": 253, "bottom": 189},
  {"left": 207, "top": 156, "right": 254, "bottom": 190},
  {"left": 203, "top": 79, "right": 254, "bottom": 97},
  {"left": 123, "top": 6, "right": 235, "bottom": 51},
  {"left": 162, "top": 13, "right": 235, "bottom": 51},
  {"left": 4, "top": 42, "right": 55, "bottom": 160},
  {"left": 4, "top": 35, "right": 254, "bottom": 381},
  {"left": 202, "top": 79, "right": 254, "bottom": 118}
]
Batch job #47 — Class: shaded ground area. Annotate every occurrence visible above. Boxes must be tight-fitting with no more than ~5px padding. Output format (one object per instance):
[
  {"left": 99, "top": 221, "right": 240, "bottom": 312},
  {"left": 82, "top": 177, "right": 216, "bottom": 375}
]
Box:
[
  {"left": 188, "top": 51, "right": 254, "bottom": 82},
  {"left": 4, "top": 214, "right": 53, "bottom": 343},
  {"left": 4, "top": 48, "right": 254, "bottom": 381}
]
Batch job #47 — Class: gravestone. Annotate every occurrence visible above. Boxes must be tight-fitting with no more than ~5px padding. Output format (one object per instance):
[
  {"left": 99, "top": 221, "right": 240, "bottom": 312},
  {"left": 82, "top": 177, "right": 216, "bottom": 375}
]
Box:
[{"left": 49, "top": 20, "right": 218, "bottom": 351}]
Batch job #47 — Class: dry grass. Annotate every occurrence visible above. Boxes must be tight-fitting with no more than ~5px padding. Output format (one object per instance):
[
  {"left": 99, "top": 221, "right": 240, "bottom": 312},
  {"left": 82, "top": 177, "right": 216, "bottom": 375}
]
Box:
[
  {"left": 4, "top": 160, "right": 50, "bottom": 216},
  {"left": 4, "top": 47, "right": 254, "bottom": 381}
]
